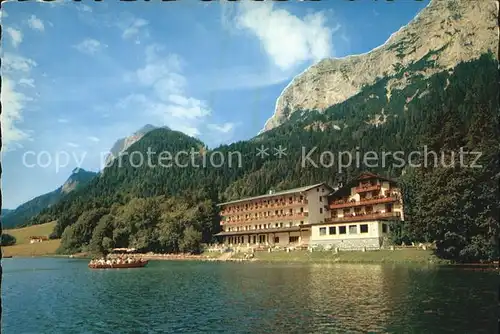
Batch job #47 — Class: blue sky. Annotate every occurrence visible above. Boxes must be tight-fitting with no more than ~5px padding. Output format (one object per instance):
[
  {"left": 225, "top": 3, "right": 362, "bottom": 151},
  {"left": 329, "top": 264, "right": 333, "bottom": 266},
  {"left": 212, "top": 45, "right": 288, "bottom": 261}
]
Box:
[{"left": 1, "top": 0, "right": 429, "bottom": 209}]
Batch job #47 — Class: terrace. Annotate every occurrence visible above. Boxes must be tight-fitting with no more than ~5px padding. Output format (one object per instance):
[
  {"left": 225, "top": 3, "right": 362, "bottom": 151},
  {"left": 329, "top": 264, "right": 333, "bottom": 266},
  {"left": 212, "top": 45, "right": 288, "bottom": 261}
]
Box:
[{"left": 325, "top": 211, "right": 401, "bottom": 223}]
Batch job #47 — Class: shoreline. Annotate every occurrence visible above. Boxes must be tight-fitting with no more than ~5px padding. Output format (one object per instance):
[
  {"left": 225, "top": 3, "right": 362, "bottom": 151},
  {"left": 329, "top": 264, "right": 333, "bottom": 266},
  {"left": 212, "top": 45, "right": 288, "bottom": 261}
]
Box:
[{"left": 5, "top": 249, "right": 498, "bottom": 270}]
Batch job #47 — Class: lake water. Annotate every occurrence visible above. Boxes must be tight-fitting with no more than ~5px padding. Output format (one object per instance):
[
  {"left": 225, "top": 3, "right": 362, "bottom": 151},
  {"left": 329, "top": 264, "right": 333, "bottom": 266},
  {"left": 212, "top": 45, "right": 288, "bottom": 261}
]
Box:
[{"left": 2, "top": 257, "right": 498, "bottom": 333}]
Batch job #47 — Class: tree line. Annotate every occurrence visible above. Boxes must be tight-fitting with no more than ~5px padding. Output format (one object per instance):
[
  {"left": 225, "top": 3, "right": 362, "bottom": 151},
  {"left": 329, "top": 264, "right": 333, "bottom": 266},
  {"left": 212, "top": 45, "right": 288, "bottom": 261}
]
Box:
[{"left": 26, "top": 53, "right": 499, "bottom": 262}]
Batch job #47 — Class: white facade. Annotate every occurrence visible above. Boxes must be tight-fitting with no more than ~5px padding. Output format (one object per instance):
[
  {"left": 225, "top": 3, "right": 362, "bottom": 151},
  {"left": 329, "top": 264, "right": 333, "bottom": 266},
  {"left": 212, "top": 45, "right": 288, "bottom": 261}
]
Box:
[
  {"left": 310, "top": 173, "right": 403, "bottom": 250},
  {"left": 217, "top": 183, "right": 332, "bottom": 247}
]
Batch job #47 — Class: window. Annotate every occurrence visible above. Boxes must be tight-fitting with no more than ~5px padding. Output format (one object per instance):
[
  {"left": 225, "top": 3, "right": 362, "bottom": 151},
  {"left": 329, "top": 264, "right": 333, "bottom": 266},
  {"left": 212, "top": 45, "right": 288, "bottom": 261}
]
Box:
[
  {"left": 317, "top": 188, "right": 319, "bottom": 192},
  {"left": 274, "top": 237, "right": 279, "bottom": 243},
  {"left": 320, "top": 208, "right": 323, "bottom": 214},
  {"left": 289, "top": 222, "right": 293, "bottom": 227},
  {"left": 386, "top": 204, "right": 393, "bottom": 213},
  {"left": 319, "top": 227, "right": 327, "bottom": 236},
  {"left": 280, "top": 222, "right": 284, "bottom": 228},
  {"left": 360, "top": 224, "right": 368, "bottom": 233},
  {"left": 349, "top": 225, "right": 357, "bottom": 234},
  {"left": 289, "top": 236, "right": 299, "bottom": 243},
  {"left": 382, "top": 223, "right": 388, "bottom": 233},
  {"left": 339, "top": 226, "right": 347, "bottom": 234},
  {"left": 300, "top": 221, "right": 304, "bottom": 225},
  {"left": 300, "top": 207, "right": 304, "bottom": 213},
  {"left": 319, "top": 196, "right": 323, "bottom": 202},
  {"left": 329, "top": 226, "right": 336, "bottom": 235}
]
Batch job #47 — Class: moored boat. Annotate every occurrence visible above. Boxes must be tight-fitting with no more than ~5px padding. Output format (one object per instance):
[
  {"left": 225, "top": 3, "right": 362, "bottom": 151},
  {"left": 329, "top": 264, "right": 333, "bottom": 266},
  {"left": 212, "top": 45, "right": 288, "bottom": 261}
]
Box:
[{"left": 88, "top": 259, "right": 149, "bottom": 269}]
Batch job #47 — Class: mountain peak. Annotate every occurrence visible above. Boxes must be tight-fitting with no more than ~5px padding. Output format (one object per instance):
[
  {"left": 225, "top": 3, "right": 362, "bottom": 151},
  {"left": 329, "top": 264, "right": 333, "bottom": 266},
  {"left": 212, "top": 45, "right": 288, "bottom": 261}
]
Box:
[
  {"left": 262, "top": 0, "right": 498, "bottom": 132},
  {"left": 105, "top": 125, "right": 160, "bottom": 167},
  {"left": 63, "top": 169, "right": 97, "bottom": 194},
  {"left": 135, "top": 124, "right": 160, "bottom": 135}
]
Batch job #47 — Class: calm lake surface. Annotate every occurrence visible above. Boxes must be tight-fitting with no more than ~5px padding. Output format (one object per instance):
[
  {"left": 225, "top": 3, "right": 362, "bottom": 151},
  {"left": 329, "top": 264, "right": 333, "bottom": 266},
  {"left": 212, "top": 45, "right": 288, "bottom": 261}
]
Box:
[{"left": 2, "top": 257, "right": 498, "bottom": 333}]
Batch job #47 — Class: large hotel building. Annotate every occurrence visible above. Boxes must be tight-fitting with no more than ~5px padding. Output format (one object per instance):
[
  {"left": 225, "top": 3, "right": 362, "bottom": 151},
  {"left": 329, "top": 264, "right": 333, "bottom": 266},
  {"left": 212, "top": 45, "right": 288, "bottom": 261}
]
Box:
[{"left": 215, "top": 172, "right": 404, "bottom": 250}]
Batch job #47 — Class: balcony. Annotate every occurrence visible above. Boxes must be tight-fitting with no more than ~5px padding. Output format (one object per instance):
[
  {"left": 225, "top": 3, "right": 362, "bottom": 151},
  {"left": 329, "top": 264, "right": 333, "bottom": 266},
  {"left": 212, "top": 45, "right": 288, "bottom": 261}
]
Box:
[
  {"left": 220, "top": 200, "right": 308, "bottom": 216},
  {"left": 221, "top": 212, "right": 309, "bottom": 225},
  {"left": 355, "top": 184, "right": 381, "bottom": 193},
  {"left": 325, "top": 211, "right": 401, "bottom": 223},
  {"left": 329, "top": 195, "right": 400, "bottom": 209}
]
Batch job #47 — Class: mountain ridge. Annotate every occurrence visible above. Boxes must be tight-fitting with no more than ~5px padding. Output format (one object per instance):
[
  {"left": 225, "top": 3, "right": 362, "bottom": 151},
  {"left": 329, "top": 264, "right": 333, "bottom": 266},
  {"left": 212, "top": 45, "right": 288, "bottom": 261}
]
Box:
[
  {"left": 105, "top": 124, "right": 161, "bottom": 166},
  {"left": 2, "top": 168, "right": 97, "bottom": 229},
  {"left": 262, "top": 0, "right": 498, "bottom": 132}
]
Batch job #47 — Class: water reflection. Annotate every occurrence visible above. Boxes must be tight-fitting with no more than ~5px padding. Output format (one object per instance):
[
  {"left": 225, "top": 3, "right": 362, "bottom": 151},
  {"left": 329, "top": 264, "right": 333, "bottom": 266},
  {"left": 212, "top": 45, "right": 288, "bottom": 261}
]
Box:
[{"left": 2, "top": 259, "right": 498, "bottom": 334}]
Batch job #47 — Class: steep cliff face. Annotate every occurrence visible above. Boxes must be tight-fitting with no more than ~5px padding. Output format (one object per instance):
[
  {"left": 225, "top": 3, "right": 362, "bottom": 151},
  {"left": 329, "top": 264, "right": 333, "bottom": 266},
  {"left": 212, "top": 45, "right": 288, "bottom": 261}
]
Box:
[
  {"left": 61, "top": 168, "right": 98, "bottom": 194},
  {"left": 105, "top": 124, "right": 159, "bottom": 165},
  {"left": 262, "top": 0, "right": 498, "bottom": 132}
]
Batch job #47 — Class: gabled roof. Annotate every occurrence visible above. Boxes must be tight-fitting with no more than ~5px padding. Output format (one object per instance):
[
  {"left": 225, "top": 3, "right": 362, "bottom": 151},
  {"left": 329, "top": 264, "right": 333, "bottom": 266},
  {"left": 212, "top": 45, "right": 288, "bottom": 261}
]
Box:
[
  {"left": 327, "top": 172, "right": 398, "bottom": 198},
  {"left": 217, "top": 182, "right": 332, "bottom": 206}
]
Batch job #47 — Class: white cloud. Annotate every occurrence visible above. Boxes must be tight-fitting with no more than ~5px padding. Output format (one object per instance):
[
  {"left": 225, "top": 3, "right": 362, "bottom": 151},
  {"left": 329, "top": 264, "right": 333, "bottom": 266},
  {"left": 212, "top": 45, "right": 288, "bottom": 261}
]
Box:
[
  {"left": 1, "top": 78, "right": 31, "bottom": 151},
  {"left": 58, "top": 118, "right": 69, "bottom": 123},
  {"left": 6, "top": 27, "right": 23, "bottom": 48},
  {"left": 234, "top": 2, "right": 336, "bottom": 71},
  {"left": 27, "top": 15, "right": 45, "bottom": 32},
  {"left": 67, "top": 142, "right": 80, "bottom": 148},
  {"left": 3, "top": 53, "right": 37, "bottom": 72},
  {"left": 122, "top": 18, "right": 149, "bottom": 41},
  {"left": 19, "top": 78, "right": 35, "bottom": 88},
  {"left": 117, "top": 46, "right": 215, "bottom": 137},
  {"left": 1, "top": 52, "right": 37, "bottom": 151},
  {"left": 207, "top": 122, "right": 236, "bottom": 133},
  {"left": 87, "top": 136, "right": 100, "bottom": 142},
  {"left": 73, "top": 38, "right": 107, "bottom": 55}
]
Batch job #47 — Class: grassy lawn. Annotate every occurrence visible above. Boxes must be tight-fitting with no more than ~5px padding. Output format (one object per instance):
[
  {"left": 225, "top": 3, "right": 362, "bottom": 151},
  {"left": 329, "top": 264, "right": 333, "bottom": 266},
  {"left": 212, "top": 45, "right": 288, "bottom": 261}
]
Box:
[
  {"left": 2, "top": 222, "right": 61, "bottom": 257},
  {"left": 231, "top": 249, "right": 447, "bottom": 264},
  {"left": 202, "top": 251, "right": 227, "bottom": 259}
]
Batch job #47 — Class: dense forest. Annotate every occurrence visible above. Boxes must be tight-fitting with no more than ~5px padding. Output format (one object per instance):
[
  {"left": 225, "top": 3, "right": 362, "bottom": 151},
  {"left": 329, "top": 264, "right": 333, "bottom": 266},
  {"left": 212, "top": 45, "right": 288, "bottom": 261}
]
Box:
[{"left": 27, "top": 52, "right": 499, "bottom": 261}]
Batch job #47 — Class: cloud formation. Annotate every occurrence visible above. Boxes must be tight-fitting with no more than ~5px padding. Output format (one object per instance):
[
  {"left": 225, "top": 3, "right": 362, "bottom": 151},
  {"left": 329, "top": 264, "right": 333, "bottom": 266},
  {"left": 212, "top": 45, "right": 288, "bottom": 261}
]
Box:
[
  {"left": 73, "top": 38, "right": 107, "bottom": 55},
  {"left": 27, "top": 15, "right": 45, "bottom": 31},
  {"left": 1, "top": 79, "right": 31, "bottom": 150},
  {"left": 207, "top": 122, "right": 236, "bottom": 133},
  {"left": 234, "top": 2, "right": 335, "bottom": 71},
  {"left": 1, "top": 53, "right": 37, "bottom": 151},
  {"left": 122, "top": 18, "right": 149, "bottom": 43},
  {"left": 117, "top": 45, "right": 212, "bottom": 137},
  {"left": 6, "top": 27, "right": 23, "bottom": 48}
]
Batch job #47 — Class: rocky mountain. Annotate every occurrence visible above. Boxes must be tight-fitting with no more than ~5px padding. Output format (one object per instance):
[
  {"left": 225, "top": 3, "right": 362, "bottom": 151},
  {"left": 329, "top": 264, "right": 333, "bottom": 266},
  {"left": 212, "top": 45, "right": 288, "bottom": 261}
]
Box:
[
  {"left": 105, "top": 124, "right": 159, "bottom": 165},
  {"left": 2, "top": 168, "right": 97, "bottom": 229},
  {"left": 262, "top": 0, "right": 498, "bottom": 132}
]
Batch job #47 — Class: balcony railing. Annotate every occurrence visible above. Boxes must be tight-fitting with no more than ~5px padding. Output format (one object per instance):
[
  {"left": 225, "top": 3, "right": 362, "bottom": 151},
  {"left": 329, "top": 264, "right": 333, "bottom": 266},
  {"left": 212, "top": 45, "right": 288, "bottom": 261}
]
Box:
[
  {"left": 325, "top": 211, "right": 401, "bottom": 223},
  {"left": 329, "top": 195, "right": 400, "bottom": 209},
  {"left": 355, "top": 184, "right": 381, "bottom": 193},
  {"left": 220, "top": 200, "right": 308, "bottom": 216},
  {"left": 221, "top": 212, "right": 309, "bottom": 225}
]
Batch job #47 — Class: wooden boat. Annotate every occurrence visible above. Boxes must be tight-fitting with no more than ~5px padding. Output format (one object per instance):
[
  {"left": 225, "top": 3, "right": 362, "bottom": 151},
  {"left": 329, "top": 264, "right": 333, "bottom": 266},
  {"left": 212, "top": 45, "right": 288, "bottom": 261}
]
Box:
[
  {"left": 3, "top": 255, "right": 13, "bottom": 258},
  {"left": 88, "top": 259, "right": 149, "bottom": 269}
]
